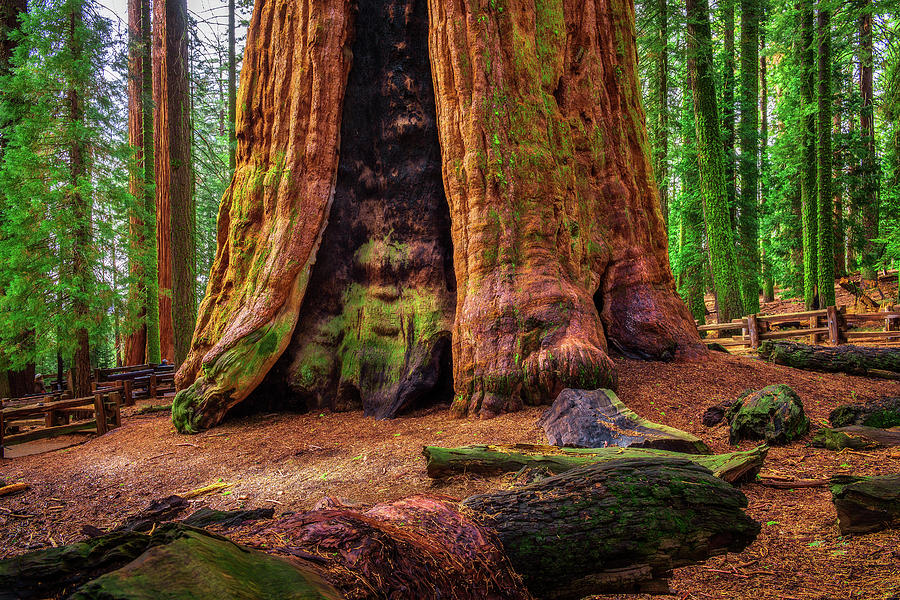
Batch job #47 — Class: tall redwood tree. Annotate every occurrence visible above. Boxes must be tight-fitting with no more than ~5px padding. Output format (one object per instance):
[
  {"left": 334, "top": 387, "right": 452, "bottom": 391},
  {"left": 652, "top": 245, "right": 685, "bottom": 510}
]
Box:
[{"left": 172, "top": 0, "right": 702, "bottom": 432}]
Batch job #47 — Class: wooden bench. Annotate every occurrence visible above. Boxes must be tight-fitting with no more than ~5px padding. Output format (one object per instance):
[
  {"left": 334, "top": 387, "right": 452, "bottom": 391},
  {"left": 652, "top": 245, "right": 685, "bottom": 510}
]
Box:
[
  {"left": 94, "top": 364, "right": 175, "bottom": 403},
  {"left": 0, "top": 391, "right": 121, "bottom": 458}
]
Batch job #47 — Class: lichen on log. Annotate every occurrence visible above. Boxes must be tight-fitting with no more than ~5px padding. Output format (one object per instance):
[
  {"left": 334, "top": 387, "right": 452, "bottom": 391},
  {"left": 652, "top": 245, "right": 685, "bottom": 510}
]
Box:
[
  {"left": 461, "top": 457, "right": 760, "bottom": 597},
  {"left": 811, "top": 425, "right": 900, "bottom": 450},
  {"left": 758, "top": 340, "right": 900, "bottom": 378},
  {"left": 422, "top": 443, "right": 768, "bottom": 483}
]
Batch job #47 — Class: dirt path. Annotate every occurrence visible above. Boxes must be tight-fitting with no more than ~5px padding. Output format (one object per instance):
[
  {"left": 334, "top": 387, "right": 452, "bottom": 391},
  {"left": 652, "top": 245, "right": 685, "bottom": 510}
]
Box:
[{"left": 2, "top": 352, "right": 899, "bottom": 599}]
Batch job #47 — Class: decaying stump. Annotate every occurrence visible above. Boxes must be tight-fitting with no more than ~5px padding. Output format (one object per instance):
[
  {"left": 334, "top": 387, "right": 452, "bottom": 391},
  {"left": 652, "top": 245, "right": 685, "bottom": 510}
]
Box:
[
  {"left": 726, "top": 384, "right": 810, "bottom": 446},
  {"left": 0, "top": 459, "right": 759, "bottom": 599},
  {"left": 538, "top": 388, "right": 710, "bottom": 453},
  {"left": 812, "top": 425, "right": 900, "bottom": 450},
  {"left": 462, "top": 458, "right": 759, "bottom": 597},
  {"left": 831, "top": 474, "right": 900, "bottom": 535},
  {"left": 173, "top": 0, "right": 704, "bottom": 430},
  {"left": 758, "top": 341, "right": 900, "bottom": 378},
  {"left": 829, "top": 397, "right": 900, "bottom": 429},
  {"left": 422, "top": 443, "right": 768, "bottom": 483}
]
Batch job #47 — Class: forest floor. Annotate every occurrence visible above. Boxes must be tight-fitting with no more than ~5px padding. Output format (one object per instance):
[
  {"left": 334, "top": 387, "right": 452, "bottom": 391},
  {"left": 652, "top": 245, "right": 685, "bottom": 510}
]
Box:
[{"left": 2, "top": 352, "right": 900, "bottom": 599}]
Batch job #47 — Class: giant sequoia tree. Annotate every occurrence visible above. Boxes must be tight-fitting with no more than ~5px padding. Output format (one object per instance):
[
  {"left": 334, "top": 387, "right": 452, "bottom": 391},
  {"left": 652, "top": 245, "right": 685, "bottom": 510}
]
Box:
[{"left": 172, "top": 0, "right": 703, "bottom": 432}]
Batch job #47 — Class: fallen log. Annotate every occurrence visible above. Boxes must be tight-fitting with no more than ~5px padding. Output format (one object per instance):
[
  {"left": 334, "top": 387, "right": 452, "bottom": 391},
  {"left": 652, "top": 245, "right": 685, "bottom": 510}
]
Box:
[
  {"left": 830, "top": 474, "right": 900, "bottom": 535},
  {"left": 0, "top": 524, "right": 342, "bottom": 600},
  {"left": 539, "top": 388, "right": 710, "bottom": 454},
  {"left": 0, "top": 459, "right": 759, "bottom": 599},
  {"left": 811, "top": 426, "right": 900, "bottom": 450},
  {"left": 829, "top": 397, "right": 900, "bottom": 428},
  {"left": 758, "top": 340, "right": 900, "bottom": 377},
  {"left": 422, "top": 443, "right": 767, "bottom": 484},
  {"left": 462, "top": 457, "right": 759, "bottom": 597},
  {"left": 0, "top": 483, "right": 29, "bottom": 497}
]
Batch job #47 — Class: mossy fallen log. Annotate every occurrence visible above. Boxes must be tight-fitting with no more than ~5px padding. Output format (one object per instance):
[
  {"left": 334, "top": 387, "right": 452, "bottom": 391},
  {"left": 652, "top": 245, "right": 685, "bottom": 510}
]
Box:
[
  {"left": 829, "top": 397, "right": 900, "bottom": 428},
  {"left": 462, "top": 457, "right": 760, "bottom": 597},
  {"left": 811, "top": 425, "right": 900, "bottom": 450},
  {"left": 422, "top": 443, "right": 767, "bottom": 484},
  {"left": 0, "top": 524, "right": 342, "bottom": 600},
  {"left": 830, "top": 474, "right": 900, "bottom": 534},
  {"left": 758, "top": 340, "right": 900, "bottom": 377},
  {"left": 1, "top": 461, "right": 760, "bottom": 599}
]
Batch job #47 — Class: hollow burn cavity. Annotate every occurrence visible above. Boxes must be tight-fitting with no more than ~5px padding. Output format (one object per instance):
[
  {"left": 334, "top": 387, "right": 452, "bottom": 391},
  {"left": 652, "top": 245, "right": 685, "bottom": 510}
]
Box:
[{"left": 239, "top": 0, "right": 455, "bottom": 421}]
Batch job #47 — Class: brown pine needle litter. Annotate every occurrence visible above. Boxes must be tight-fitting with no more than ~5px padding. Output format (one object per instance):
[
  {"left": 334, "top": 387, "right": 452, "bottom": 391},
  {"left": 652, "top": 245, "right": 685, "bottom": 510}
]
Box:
[{"left": 0, "top": 352, "right": 898, "bottom": 599}]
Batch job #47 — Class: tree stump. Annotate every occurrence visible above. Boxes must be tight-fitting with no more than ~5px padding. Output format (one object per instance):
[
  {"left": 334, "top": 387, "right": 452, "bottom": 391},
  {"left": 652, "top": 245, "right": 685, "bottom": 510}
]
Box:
[
  {"left": 726, "top": 384, "right": 810, "bottom": 445},
  {"left": 538, "top": 388, "right": 710, "bottom": 454},
  {"left": 758, "top": 341, "right": 900, "bottom": 378},
  {"left": 831, "top": 474, "right": 900, "bottom": 534}
]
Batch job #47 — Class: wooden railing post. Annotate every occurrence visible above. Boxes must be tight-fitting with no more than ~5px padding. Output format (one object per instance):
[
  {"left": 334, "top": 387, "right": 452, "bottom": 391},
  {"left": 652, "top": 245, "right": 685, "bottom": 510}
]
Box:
[
  {"left": 150, "top": 373, "right": 157, "bottom": 399},
  {"left": 122, "top": 379, "right": 134, "bottom": 407},
  {"left": 809, "top": 315, "right": 820, "bottom": 344},
  {"left": 748, "top": 314, "right": 760, "bottom": 348},
  {"left": 826, "top": 306, "right": 840, "bottom": 345},
  {"left": 93, "top": 393, "right": 108, "bottom": 435},
  {"left": 109, "top": 392, "right": 122, "bottom": 428}
]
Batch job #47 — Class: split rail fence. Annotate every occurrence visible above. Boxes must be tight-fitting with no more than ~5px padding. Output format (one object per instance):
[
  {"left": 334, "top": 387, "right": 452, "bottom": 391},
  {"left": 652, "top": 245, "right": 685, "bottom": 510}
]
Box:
[
  {"left": 698, "top": 305, "right": 900, "bottom": 350},
  {"left": 0, "top": 363, "right": 176, "bottom": 457}
]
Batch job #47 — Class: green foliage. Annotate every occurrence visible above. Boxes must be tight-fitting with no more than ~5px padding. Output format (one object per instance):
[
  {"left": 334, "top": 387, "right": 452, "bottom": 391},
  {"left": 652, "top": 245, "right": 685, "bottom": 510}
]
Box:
[{"left": 0, "top": 0, "right": 128, "bottom": 373}]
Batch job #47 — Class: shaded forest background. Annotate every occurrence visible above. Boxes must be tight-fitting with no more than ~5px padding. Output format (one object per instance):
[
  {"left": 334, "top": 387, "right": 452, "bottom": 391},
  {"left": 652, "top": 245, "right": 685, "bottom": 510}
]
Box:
[{"left": 0, "top": 0, "right": 897, "bottom": 394}]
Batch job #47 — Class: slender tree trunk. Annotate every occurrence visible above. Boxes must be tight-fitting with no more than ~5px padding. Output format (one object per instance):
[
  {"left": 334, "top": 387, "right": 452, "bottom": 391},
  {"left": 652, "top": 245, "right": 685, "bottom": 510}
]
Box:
[
  {"left": 687, "top": 0, "right": 744, "bottom": 323},
  {"left": 228, "top": 0, "right": 236, "bottom": 172},
  {"left": 69, "top": 0, "right": 92, "bottom": 398},
  {"left": 154, "top": 0, "right": 195, "bottom": 366},
  {"left": 678, "top": 68, "right": 706, "bottom": 323},
  {"left": 142, "top": 0, "right": 160, "bottom": 365},
  {"left": 816, "top": 8, "right": 834, "bottom": 308},
  {"left": 723, "top": 0, "right": 736, "bottom": 221},
  {"left": 738, "top": 0, "right": 760, "bottom": 313},
  {"left": 655, "top": 0, "right": 669, "bottom": 226},
  {"left": 858, "top": 0, "right": 878, "bottom": 277},
  {"left": 125, "top": 0, "right": 147, "bottom": 366},
  {"left": 799, "top": 0, "right": 818, "bottom": 309},
  {"left": 760, "top": 16, "right": 774, "bottom": 303},
  {"left": 833, "top": 110, "right": 845, "bottom": 277}
]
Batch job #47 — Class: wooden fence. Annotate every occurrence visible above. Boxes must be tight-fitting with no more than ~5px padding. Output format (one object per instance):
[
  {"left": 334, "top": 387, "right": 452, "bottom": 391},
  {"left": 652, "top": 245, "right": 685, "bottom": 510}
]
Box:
[
  {"left": 0, "top": 390, "right": 122, "bottom": 458},
  {"left": 698, "top": 305, "right": 900, "bottom": 350}
]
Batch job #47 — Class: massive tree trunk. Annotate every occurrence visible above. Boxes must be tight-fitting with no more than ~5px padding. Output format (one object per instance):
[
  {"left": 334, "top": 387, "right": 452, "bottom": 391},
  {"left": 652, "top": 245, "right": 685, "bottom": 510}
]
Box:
[
  {"left": 722, "top": 0, "right": 736, "bottom": 221},
  {"left": 857, "top": 0, "right": 878, "bottom": 275},
  {"left": 173, "top": 0, "right": 702, "bottom": 431}
]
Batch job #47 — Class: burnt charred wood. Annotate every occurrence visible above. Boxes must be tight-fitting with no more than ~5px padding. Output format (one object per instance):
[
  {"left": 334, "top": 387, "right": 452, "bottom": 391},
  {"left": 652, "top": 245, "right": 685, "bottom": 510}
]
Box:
[{"left": 831, "top": 474, "right": 900, "bottom": 534}]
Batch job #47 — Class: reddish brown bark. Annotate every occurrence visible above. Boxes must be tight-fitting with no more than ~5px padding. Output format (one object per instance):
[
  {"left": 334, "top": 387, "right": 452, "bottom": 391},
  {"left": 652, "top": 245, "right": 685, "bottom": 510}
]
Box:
[
  {"left": 152, "top": 0, "right": 173, "bottom": 365},
  {"left": 172, "top": 0, "right": 354, "bottom": 432},
  {"left": 124, "top": 0, "right": 147, "bottom": 367},
  {"left": 173, "top": 0, "right": 701, "bottom": 431},
  {"left": 428, "top": 0, "right": 702, "bottom": 416}
]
